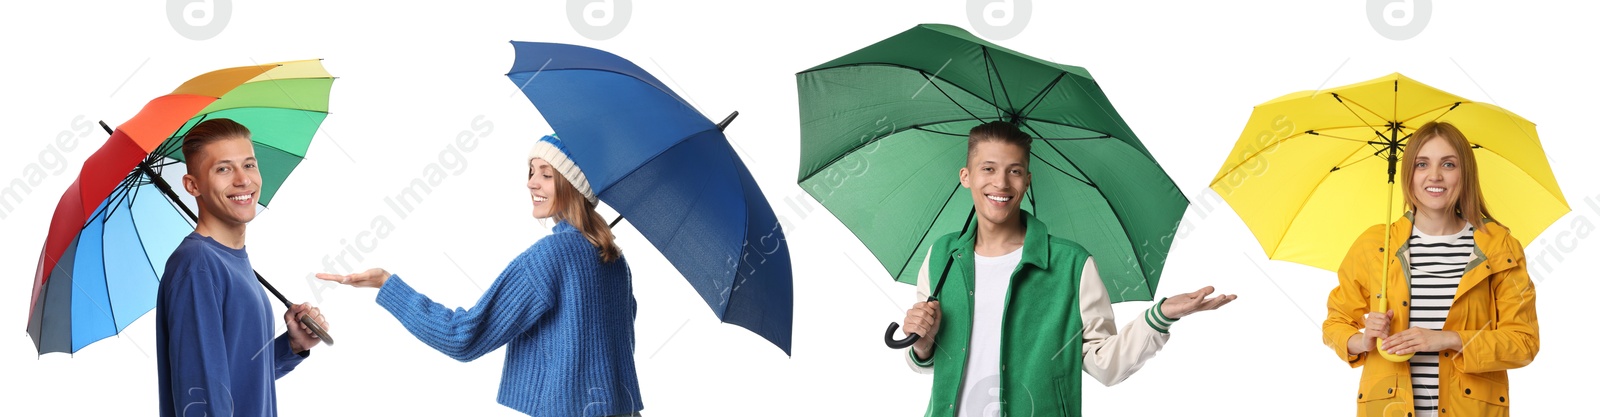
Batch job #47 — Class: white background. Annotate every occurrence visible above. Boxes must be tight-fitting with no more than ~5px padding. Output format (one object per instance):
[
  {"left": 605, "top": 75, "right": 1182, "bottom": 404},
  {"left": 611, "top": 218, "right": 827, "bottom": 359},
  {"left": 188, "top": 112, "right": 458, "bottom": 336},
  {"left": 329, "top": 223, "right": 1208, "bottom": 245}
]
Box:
[{"left": 2, "top": 1, "right": 1597, "bottom": 415}]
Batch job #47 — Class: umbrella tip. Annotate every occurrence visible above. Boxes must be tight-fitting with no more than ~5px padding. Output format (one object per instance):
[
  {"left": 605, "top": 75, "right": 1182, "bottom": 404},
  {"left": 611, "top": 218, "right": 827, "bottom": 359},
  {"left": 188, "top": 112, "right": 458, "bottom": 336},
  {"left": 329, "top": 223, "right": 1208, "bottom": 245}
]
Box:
[{"left": 716, "top": 111, "right": 739, "bottom": 131}]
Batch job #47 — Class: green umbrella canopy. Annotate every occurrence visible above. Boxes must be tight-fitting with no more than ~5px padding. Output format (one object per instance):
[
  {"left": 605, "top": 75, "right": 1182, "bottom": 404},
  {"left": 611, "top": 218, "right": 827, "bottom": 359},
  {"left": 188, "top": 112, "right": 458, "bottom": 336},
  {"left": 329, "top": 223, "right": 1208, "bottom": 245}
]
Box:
[{"left": 797, "top": 24, "right": 1186, "bottom": 302}]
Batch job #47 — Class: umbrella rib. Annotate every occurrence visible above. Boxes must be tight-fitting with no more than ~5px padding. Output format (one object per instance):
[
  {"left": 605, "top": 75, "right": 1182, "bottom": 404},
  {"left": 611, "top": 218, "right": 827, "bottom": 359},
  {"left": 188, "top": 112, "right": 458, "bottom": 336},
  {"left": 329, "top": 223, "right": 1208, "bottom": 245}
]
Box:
[
  {"left": 982, "top": 47, "right": 1002, "bottom": 120},
  {"left": 240, "top": 69, "right": 336, "bottom": 144},
  {"left": 66, "top": 269, "right": 117, "bottom": 351},
  {"left": 922, "top": 71, "right": 989, "bottom": 123},
  {"left": 1019, "top": 118, "right": 1123, "bottom": 142},
  {"left": 1307, "top": 130, "right": 1384, "bottom": 144},
  {"left": 911, "top": 126, "right": 968, "bottom": 137},
  {"left": 1213, "top": 123, "right": 1398, "bottom": 188},
  {"left": 123, "top": 184, "right": 170, "bottom": 307},
  {"left": 91, "top": 168, "right": 148, "bottom": 229},
  {"left": 1332, "top": 150, "right": 1383, "bottom": 172},
  {"left": 174, "top": 107, "right": 329, "bottom": 159},
  {"left": 1035, "top": 151, "right": 1154, "bottom": 294},
  {"left": 1062, "top": 74, "right": 1141, "bottom": 152},
  {"left": 799, "top": 117, "right": 1002, "bottom": 184},
  {"left": 99, "top": 199, "right": 120, "bottom": 335},
  {"left": 1268, "top": 143, "right": 1375, "bottom": 258},
  {"left": 983, "top": 47, "right": 1018, "bottom": 117},
  {"left": 895, "top": 182, "right": 966, "bottom": 279},
  {"left": 1031, "top": 144, "right": 1094, "bottom": 187},
  {"left": 1026, "top": 123, "right": 1174, "bottom": 294},
  {"left": 1399, "top": 102, "right": 1461, "bottom": 126},
  {"left": 1021, "top": 122, "right": 1095, "bottom": 187},
  {"left": 1472, "top": 143, "right": 1567, "bottom": 204},
  {"left": 802, "top": 117, "right": 1123, "bottom": 186},
  {"left": 912, "top": 126, "right": 1112, "bottom": 141},
  {"left": 152, "top": 113, "right": 211, "bottom": 161},
  {"left": 1017, "top": 73, "right": 1068, "bottom": 118},
  {"left": 802, "top": 62, "right": 1005, "bottom": 116},
  {"left": 1330, "top": 93, "right": 1389, "bottom": 135},
  {"left": 1213, "top": 132, "right": 1321, "bottom": 189}
]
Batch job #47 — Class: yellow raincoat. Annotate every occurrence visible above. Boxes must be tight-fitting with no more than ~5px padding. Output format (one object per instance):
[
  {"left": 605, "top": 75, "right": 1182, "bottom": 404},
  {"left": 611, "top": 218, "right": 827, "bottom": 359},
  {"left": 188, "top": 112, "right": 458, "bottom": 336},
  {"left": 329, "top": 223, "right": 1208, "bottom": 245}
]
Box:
[{"left": 1323, "top": 214, "right": 1538, "bottom": 417}]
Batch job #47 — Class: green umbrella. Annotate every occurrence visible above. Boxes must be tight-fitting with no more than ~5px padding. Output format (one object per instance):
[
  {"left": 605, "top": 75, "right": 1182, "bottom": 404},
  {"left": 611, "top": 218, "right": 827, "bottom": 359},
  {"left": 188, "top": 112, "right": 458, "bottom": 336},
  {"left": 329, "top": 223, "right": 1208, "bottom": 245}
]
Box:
[{"left": 797, "top": 24, "right": 1187, "bottom": 346}]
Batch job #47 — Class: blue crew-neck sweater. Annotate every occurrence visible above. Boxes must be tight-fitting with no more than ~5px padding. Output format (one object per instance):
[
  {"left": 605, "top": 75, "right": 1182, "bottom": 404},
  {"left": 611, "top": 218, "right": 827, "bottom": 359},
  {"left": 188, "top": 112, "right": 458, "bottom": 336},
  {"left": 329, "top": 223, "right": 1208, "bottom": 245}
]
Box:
[
  {"left": 157, "top": 232, "right": 307, "bottom": 417},
  {"left": 376, "top": 221, "right": 642, "bottom": 416}
]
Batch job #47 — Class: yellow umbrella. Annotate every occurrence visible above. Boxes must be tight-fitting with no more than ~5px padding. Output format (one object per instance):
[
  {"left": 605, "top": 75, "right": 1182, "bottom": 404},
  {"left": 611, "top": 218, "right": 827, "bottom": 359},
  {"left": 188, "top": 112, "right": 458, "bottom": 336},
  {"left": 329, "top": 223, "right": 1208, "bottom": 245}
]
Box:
[{"left": 1210, "top": 73, "right": 1568, "bottom": 361}]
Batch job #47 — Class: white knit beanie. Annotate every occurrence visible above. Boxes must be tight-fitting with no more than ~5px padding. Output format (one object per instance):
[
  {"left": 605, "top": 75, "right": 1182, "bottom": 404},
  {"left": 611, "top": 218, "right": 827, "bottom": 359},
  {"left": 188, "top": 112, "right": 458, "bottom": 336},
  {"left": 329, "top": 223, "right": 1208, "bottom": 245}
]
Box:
[{"left": 528, "top": 134, "right": 597, "bottom": 204}]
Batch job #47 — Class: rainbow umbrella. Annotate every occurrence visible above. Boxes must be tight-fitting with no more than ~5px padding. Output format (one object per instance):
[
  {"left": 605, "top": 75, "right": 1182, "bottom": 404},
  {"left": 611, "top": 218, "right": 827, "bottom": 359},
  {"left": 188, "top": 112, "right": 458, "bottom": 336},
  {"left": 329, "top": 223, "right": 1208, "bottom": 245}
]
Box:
[{"left": 27, "top": 60, "right": 334, "bottom": 355}]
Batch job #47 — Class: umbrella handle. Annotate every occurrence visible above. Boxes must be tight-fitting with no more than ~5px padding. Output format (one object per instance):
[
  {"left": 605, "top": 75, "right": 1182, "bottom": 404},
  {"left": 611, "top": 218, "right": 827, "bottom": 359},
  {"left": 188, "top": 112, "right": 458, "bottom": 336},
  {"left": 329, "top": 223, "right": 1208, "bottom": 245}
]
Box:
[
  {"left": 884, "top": 322, "right": 920, "bottom": 349},
  {"left": 299, "top": 315, "right": 336, "bottom": 346}
]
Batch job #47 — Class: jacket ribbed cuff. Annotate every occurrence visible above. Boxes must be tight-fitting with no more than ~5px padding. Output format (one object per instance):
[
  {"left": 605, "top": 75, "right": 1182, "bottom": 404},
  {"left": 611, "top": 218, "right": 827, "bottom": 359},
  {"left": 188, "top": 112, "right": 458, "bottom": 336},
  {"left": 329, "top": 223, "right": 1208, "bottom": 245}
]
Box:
[{"left": 1144, "top": 297, "right": 1179, "bottom": 334}]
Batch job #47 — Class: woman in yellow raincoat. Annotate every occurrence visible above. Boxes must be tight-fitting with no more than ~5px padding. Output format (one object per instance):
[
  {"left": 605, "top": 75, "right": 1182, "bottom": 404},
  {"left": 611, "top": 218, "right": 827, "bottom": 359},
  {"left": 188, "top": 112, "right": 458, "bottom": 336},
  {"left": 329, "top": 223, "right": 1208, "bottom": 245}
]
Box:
[{"left": 1322, "top": 121, "right": 1538, "bottom": 417}]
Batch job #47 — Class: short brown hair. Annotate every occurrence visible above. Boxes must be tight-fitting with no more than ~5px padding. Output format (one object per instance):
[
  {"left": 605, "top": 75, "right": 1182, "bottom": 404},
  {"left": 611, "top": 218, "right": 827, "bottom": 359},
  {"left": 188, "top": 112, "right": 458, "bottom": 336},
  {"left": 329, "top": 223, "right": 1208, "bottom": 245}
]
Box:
[
  {"left": 968, "top": 121, "right": 1032, "bottom": 162},
  {"left": 1401, "top": 121, "right": 1493, "bottom": 229},
  {"left": 181, "top": 118, "right": 252, "bottom": 173}
]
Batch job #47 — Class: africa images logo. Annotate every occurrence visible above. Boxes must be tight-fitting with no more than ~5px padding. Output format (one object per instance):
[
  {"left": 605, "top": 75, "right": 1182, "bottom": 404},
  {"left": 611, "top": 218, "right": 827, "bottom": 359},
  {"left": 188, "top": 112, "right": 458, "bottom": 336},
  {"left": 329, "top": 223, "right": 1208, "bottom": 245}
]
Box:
[
  {"left": 569, "top": 0, "right": 632, "bottom": 41},
  {"left": 167, "top": 0, "right": 231, "bottom": 40},
  {"left": 1367, "top": 0, "right": 1431, "bottom": 40},
  {"left": 968, "top": 0, "right": 1031, "bottom": 41}
]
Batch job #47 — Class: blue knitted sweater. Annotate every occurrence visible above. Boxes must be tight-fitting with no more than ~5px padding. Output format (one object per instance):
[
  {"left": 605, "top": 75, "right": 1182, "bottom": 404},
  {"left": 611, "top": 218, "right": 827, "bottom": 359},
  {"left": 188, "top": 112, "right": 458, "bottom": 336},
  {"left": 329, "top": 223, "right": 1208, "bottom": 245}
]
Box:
[{"left": 376, "top": 221, "right": 641, "bottom": 416}]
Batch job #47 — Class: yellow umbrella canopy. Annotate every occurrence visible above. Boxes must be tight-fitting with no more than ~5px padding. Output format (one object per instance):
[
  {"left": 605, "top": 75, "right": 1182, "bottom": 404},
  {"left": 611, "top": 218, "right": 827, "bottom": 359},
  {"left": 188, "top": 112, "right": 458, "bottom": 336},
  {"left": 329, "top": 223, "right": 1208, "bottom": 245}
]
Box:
[{"left": 1211, "top": 73, "right": 1568, "bottom": 271}]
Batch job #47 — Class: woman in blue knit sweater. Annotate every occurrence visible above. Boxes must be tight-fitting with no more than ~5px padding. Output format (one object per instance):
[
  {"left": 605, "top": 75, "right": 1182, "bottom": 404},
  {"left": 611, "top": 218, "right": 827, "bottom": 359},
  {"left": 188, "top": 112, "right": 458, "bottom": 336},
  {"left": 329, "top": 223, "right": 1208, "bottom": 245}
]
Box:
[{"left": 318, "top": 135, "right": 643, "bottom": 417}]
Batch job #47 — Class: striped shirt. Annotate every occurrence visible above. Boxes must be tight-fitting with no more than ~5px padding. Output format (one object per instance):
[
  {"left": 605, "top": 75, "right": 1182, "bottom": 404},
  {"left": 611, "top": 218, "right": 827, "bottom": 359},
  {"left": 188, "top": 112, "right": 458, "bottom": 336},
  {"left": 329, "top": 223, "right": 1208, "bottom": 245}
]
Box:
[{"left": 1406, "top": 223, "right": 1474, "bottom": 417}]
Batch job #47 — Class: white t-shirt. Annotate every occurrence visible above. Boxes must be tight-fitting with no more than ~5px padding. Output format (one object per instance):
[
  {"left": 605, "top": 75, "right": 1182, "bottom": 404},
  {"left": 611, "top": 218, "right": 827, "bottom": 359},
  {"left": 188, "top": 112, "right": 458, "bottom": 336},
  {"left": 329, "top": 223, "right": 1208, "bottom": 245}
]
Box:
[{"left": 958, "top": 246, "right": 1024, "bottom": 417}]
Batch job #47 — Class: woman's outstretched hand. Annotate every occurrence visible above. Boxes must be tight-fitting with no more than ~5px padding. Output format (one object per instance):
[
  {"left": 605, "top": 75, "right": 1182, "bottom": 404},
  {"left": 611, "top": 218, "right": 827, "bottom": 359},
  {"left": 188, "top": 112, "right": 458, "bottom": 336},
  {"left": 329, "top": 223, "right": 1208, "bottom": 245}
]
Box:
[{"left": 316, "top": 268, "right": 392, "bottom": 289}]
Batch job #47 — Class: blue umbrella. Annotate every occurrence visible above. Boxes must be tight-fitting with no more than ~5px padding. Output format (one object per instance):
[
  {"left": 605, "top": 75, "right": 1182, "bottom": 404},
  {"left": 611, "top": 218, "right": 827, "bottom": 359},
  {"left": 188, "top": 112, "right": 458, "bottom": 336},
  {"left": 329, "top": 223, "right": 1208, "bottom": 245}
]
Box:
[{"left": 507, "top": 42, "right": 793, "bottom": 355}]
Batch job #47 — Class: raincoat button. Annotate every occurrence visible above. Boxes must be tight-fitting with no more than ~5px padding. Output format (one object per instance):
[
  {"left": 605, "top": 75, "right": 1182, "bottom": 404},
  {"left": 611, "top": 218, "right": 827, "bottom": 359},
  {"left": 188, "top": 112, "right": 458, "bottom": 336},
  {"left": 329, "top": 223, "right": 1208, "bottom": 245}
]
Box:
[
  {"left": 1357, "top": 393, "right": 1363, "bottom": 399},
  {"left": 1408, "top": 413, "right": 1412, "bottom": 417},
  {"left": 1500, "top": 396, "right": 1506, "bottom": 402},
  {"left": 1387, "top": 388, "right": 1393, "bottom": 394},
  {"left": 1465, "top": 388, "right": 1472, "bottom": 395},
  {"left": 1402, "top": 301, "right": 1408, "bottom": 307}
]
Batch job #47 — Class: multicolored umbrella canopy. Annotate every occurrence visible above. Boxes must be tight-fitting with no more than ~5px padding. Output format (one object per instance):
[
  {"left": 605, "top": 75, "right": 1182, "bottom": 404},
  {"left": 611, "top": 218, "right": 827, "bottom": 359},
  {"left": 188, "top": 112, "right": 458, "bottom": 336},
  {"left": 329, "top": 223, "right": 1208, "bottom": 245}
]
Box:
[
  {"left": 797, "top": 24, "right": 1188, "bottom": 304},
  {"left": 508, "top": 42, "right": 793, "bottom": 355},
  {"left": 1210, "top": 73, "right": 1568, "bottom": 272},
  {"left": 27, "top": 60, "right": 333, "bottom": 354}
]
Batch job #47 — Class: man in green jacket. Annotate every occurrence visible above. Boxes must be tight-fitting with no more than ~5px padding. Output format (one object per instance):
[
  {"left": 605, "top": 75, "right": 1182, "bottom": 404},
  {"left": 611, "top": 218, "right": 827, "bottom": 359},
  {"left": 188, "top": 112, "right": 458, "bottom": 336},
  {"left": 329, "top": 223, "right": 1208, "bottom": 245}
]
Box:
[{"left": 901, "top": 121, "right": 1236, "bottom": 417}]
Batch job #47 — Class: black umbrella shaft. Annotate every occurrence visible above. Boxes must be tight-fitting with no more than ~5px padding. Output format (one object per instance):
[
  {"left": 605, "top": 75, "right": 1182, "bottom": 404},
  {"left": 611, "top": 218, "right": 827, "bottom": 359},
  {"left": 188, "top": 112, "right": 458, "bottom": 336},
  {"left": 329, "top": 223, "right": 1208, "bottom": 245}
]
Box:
[
  {"left": 1385, "top": 123, "right": 1401, "bottom": 184},
  {"left": 928, "top": 208, "right": 977, "bottom": 299}
]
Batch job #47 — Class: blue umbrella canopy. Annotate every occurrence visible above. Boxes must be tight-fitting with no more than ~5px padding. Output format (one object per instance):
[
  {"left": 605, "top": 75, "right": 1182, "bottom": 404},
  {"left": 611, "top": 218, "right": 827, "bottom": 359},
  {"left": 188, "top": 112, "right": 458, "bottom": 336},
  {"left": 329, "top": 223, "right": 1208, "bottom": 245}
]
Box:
[{"left": 507, "top": 42, "right": 793, "bottom": 355}]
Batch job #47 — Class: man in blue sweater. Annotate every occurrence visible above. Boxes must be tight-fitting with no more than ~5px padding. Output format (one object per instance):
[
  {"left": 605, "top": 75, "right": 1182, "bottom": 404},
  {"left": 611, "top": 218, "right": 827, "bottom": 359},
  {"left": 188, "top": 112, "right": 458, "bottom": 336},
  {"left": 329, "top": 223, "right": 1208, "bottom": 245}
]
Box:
[{"left": 156, "top": 118, "right": 330, "bottom": 417}]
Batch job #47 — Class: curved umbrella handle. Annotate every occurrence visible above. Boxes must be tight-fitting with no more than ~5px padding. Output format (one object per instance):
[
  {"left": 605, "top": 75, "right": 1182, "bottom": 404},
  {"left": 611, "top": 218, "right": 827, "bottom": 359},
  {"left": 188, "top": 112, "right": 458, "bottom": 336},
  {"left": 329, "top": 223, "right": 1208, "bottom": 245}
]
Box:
[
  {"left": 299, "top": 315, "right": 336, "bottom": 346},
  {"left": 884, "top": 322, "right": 920, "bottom": 349}
]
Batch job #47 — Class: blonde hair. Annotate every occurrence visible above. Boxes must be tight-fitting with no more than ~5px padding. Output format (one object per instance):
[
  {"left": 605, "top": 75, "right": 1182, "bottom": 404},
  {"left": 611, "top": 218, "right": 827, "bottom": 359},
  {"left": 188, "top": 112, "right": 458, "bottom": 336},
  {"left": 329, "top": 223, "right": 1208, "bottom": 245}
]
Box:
[{"left": 1401, "top": 121, "right": 1492, "bottom": 229}]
